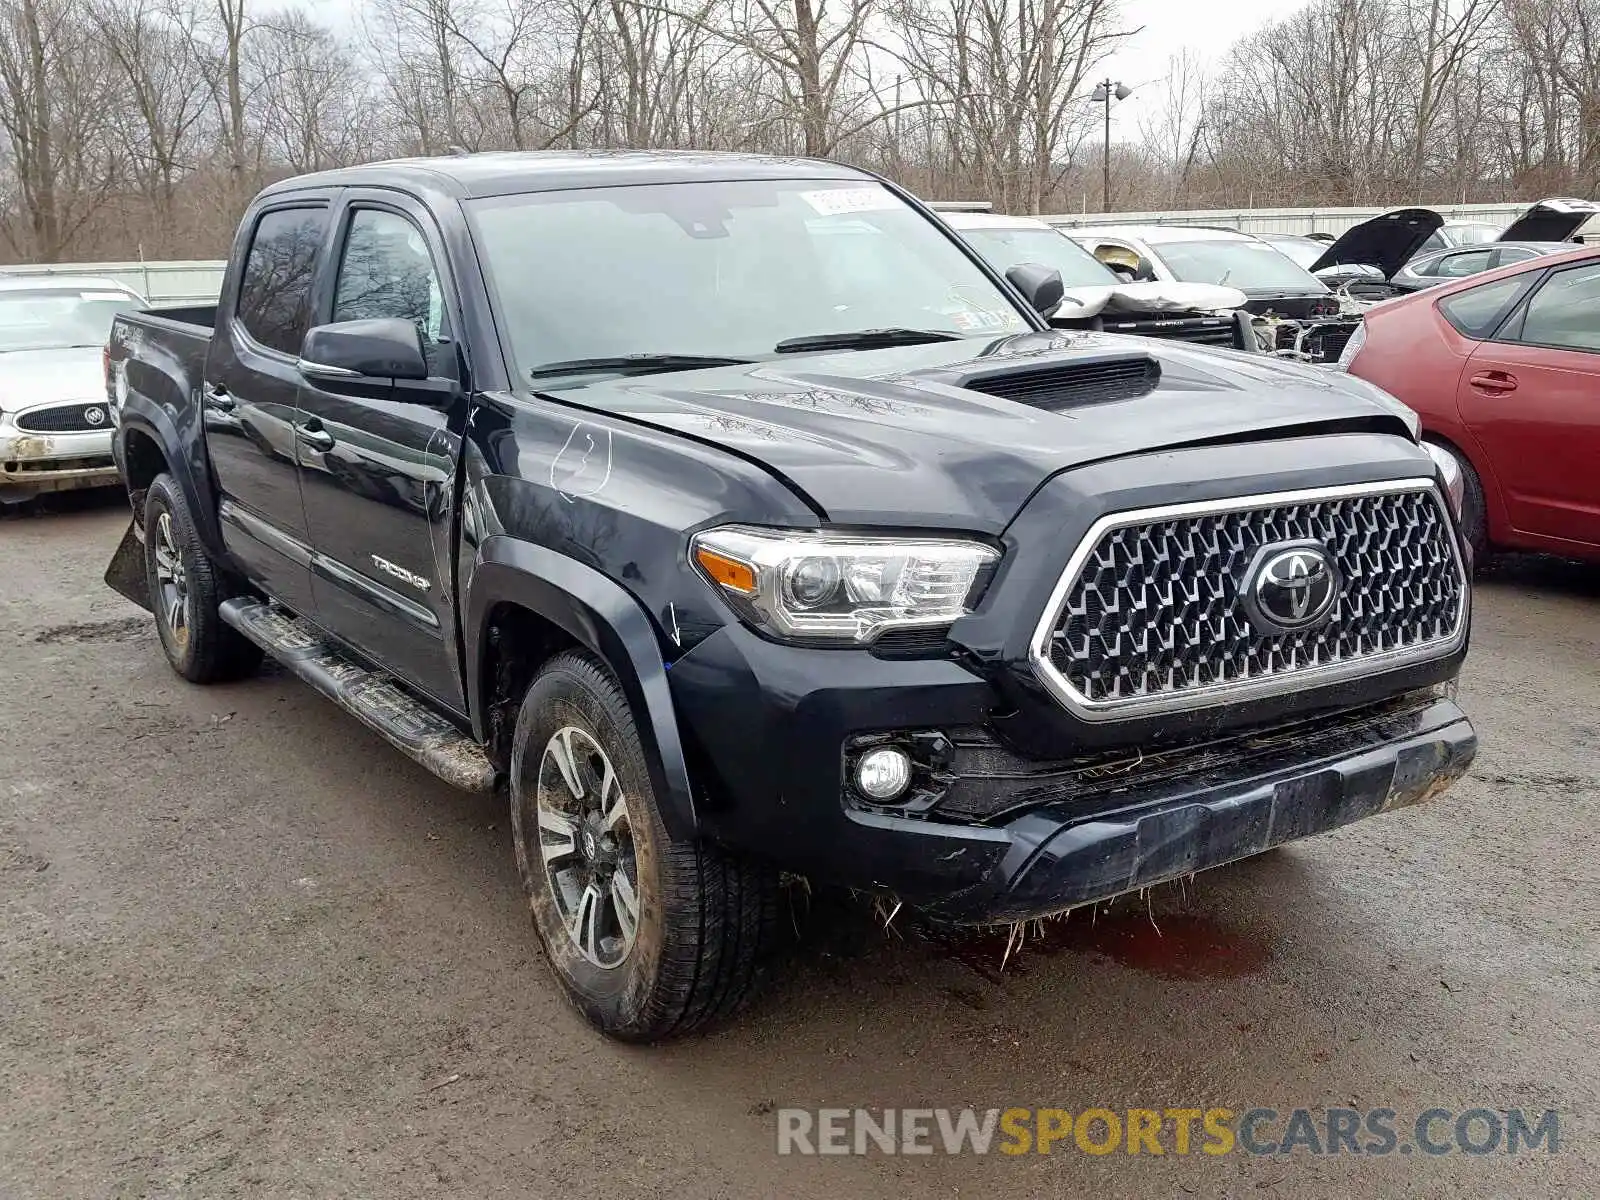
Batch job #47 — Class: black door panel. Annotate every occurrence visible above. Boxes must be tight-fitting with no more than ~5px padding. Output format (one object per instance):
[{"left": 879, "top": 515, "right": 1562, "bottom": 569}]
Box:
[
  {"left": 205, "top": 204, "right": 331, "bottom": 614},
  {"left": 296, "top": 197, "right": 468, "bottom": 711}
]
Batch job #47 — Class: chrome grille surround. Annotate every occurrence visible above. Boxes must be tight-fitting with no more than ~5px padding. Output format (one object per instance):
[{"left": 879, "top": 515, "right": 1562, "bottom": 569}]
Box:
[{"left": 1028, "top": 478, "right": 1469, "bottom": 722}]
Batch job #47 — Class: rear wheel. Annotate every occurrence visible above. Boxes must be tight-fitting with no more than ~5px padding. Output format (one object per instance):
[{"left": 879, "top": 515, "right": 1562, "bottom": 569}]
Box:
[
  {"left": 143, "top": 473, "right": 262, "bottom": 683},
  {"left": 509, "top": 650, "right": 778, "bottom": 1040}
]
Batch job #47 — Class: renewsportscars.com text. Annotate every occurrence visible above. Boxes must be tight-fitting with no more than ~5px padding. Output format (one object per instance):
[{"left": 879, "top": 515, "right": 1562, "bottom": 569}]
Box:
[{"left": 776, "top": 1107, "right": 1560, "bottom": 1157}]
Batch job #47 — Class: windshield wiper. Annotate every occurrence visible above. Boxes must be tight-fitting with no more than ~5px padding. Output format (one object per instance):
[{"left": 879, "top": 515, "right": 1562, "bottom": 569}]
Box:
[
  {"left": 774, "top": 327, "right": 963, "bottom": 354},
  {"left": 528, "top": 353, "right": 752, "bottom": 381}
]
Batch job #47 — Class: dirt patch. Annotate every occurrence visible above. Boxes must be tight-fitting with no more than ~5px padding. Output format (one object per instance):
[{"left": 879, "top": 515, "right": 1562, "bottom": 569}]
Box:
[
  {"left": 926, "top": 907, "right": 1273, "bottom": 982},
  {"left": 35, "top": 616, "right": 151, "bottom": 645}
]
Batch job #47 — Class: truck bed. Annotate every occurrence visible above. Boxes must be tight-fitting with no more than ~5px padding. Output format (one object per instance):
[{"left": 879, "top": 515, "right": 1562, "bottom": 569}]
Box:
[{"left": 133, "top": 304, "right": 218, "bottom": 335}]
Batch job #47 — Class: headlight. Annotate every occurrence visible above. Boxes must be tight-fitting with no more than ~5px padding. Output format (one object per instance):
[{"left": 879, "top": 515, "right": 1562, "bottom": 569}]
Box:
[
  {"left": 690, "top": 525, "right": 999, "bottom": 644},
  {"left": 1424, "top": 442, "right": 1466, "bottom": 519},
  {"left": 1335, "top": 321, "right": 1366, "bottom": 370}
]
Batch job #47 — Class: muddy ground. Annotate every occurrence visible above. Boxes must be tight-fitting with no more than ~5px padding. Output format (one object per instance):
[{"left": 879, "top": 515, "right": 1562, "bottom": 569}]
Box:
[{"left": 2, "top": 492, "right": 1596, "bottom": 1199}]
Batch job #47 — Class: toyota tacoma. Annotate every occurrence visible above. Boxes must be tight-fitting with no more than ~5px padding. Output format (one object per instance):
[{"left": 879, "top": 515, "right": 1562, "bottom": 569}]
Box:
[{"left": 104, "top": 151, "right": 1477, "bottom": 1040}]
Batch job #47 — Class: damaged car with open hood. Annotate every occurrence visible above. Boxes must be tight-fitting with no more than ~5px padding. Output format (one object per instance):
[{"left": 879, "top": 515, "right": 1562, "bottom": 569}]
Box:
[
  {"left": 1059, "top": 222, "right": 1363, "bottom": 363},
  {"left": 1266, "top": 198, "right": 1600, "bottom": 301},
  {"left": 104, "top": 152, "right": 1477, "bottom": 1040},
  {"left": 940, "top": 210, "right": 1256, "bottom": 350}
]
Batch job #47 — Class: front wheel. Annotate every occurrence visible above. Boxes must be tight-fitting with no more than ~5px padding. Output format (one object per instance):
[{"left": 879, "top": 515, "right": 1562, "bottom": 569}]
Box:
[
  {"left": 509, "top": 650, "right": 777, "bottom": 1040},
  {"left": 142, "top": 473, "right": 262, "bottom": 683}
]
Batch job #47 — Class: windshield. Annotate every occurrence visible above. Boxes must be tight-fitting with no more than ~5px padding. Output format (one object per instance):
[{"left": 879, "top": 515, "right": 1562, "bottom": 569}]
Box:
[
  {"left": 1265, "top": 238, "right": 1324, "bottom": 269},
  {"left": 1443, "top": 223, "right": 1501, "bottom": 247},
  {"left": 1154, "top": 239, "right": 1327, "bottom": 291},
  {"left": 956, "top": 226, "right": 1118, "bottom": 288},
  {"left": 468, "top": 179, "right": 1032, "bottom": 382},
  {"left": 0, "top": 288, "right": 141, "bottom": 353}
]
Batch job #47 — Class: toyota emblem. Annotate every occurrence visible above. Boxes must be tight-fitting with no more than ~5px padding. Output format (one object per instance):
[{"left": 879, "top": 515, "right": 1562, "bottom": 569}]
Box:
[
  {"left": 1243, "top": 542, "right": 1341, "bottom": 634},
  {"left": 84, "top": 406, "right": 106, "bottom": 426}
]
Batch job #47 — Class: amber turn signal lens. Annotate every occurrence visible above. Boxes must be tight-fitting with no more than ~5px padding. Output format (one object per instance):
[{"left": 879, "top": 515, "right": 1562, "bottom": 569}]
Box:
[{"left": 695, "top": 547, "right": 758, "bottom": 593}]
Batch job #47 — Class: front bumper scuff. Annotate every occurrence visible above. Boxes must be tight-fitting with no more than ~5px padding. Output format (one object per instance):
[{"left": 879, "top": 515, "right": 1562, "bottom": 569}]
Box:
[
  {"left": 917, "top": 695, "right": 1475, "bottom": 923},
  {"left": 1, "top": 424, "right": 118, "bottom": 494}
]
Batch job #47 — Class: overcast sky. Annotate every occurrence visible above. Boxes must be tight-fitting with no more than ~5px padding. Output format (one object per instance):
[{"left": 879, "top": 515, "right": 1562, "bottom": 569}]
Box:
[{"left": 1098, "top": 0, "right": 1313, "bottom": 126}]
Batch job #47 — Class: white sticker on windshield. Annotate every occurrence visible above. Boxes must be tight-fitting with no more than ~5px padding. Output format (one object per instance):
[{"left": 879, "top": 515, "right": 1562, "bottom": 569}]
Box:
[
  {"left": 81, "top": 291, "right": 130, "bottom": 301},
  {"left": 799, "top": 187, "right": 897, "bottom": 216}
]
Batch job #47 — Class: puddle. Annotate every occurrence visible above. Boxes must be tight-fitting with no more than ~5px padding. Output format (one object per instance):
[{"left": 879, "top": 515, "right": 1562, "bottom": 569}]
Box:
[{"left": 929, "top": 909, "right": 1272, "bottom": 983}]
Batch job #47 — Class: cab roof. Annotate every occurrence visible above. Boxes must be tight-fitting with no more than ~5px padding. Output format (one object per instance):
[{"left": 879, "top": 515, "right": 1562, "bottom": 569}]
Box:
[{"left": 259, "top": 150, "right": 874, "bottom": 201}]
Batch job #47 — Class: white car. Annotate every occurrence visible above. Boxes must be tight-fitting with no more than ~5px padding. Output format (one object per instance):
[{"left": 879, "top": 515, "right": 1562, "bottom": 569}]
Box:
[
  {"left": 941, "top": 212, "right": 1254, "bottom": 350},
  {"left": 0, "top": 276, "right": 146, "bottom": 502},
  {"left": 1058, "top": 224, "right": 1358, "bottom": 362}
]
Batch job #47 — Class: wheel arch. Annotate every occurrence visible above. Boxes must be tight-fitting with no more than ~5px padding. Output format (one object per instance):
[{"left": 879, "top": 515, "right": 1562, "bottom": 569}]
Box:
[
  {"left": 465, "top": 534, "right": 698, "bottom": 838},
  {"left": 114, "top": 403, "right": 227, "bottom": 557},
  {"left": 1420, "top": 426, "right": 1504, "bottom": 544}
]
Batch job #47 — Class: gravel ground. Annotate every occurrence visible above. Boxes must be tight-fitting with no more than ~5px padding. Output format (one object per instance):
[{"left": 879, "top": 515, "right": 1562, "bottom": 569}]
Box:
[{"left": 2, "top": 492, "right": 1596, "bottom": 1199}]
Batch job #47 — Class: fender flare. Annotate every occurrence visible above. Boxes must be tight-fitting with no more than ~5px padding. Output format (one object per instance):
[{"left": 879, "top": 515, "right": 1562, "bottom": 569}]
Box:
[
  {"left": 464, "top": 534, "right": 697, "bottom": 837},
  {"left": 116, "top": 399, "right": 227, "bottom": 558}
]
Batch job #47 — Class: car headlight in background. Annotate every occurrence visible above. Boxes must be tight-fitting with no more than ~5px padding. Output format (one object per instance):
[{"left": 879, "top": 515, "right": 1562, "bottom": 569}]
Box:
[
  {"left": 691, "top": 526, "right": 999, "bottom": 643},
  {"left": 1334, "top": 321, "right": 1366, "bottom": 370},
  {"left": 1424, "top": 442, "right": 1466, "bottom": 520}
]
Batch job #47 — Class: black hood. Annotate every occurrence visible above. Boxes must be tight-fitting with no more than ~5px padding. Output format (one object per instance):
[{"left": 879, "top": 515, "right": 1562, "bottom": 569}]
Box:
[
  {"left": 541, "top": 333, "right": 1416, "bottom": 533},
  {"left": 1498, "top": 197, "right": 1600, "bottom": 244},
  {"left": 1310, "top": 208, "right": 1444, "bottom": 279}
]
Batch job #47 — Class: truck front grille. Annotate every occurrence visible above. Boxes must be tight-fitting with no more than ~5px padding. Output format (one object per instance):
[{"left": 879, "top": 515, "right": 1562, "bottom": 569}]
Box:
[
  {"left": 16, "top": 403, "right": 110, "bottom": 433},
  {"left": 1030, "top": 480, "right": 1467, "bottom": 720}
]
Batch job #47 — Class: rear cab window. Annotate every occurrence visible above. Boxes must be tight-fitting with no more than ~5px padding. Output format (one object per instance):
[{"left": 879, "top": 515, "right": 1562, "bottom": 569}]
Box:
[{"left": 236, "top": 206, "right": 331, "bottom": 356}]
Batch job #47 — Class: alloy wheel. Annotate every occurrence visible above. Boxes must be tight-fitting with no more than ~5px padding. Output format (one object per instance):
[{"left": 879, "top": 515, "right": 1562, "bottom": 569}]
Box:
[
  {"left": 152, "top": 510, "right": 190, "bottom": 649},
  {"left": 535, "top": 726, "right": 640, "bottom": 968}
]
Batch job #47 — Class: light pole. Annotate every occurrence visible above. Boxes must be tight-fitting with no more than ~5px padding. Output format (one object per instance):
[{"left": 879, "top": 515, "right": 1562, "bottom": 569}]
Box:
[{"left": 1090, "top": 78, "right": 1132, "bottom": 212}]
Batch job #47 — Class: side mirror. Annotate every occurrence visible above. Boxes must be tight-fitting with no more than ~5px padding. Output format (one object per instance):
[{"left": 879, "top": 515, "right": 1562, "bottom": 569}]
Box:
[
  {"left": 1005, "top": 263, "right": 1065, "bottom": 318},
  {"left": 299, "top": 318, "right": 428, "bottom": 383},
  {"left": 1134, "top": 257, "right": 1157, "bottom": 282}
]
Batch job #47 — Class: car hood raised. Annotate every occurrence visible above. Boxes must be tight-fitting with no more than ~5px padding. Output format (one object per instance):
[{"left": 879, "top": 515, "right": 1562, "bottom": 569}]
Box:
[
  {"left": 542, "top": 333, "right": 1416, "bottom": 533},
  {"left": 1498, "top": 197, "right": 1600, "bottom": 244},
  {"left": 0, "top": 347, "right": 108, "bottom": 410},
  {"left": 1310, "top": 208, "right": 1444, "bottom": 279}
]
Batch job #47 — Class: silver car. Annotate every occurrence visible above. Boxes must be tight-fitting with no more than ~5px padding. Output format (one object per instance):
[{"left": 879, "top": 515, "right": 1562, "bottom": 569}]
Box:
[{"left": 0, "top": 275, "right": 146, "bottom": 501}]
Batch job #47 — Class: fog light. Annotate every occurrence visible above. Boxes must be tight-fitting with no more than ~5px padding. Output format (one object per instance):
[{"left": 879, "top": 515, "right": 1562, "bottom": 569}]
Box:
[{"left": 855, "top": 747, "right": 912, "bottom": 801}]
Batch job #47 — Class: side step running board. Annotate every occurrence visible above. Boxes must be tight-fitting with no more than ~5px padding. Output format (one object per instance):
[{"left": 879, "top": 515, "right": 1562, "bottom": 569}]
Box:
[{"left": 219, "top": 598, "right": 497, "bottom": 793}]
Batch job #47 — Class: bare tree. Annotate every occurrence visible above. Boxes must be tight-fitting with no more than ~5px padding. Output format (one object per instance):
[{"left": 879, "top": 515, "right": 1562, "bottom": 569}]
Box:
[{"left": 1137, "top": 48, "right": 1208, "bottom": 206}]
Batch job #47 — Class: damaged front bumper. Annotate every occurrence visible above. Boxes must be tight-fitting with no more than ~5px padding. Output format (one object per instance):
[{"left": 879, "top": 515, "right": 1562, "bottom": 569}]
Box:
[
  {"left": 0, "top": 421, "right": 118, "bottom": 495},
  {"left": 879, "top": 692, "right": 1475, "bottom": 924}
]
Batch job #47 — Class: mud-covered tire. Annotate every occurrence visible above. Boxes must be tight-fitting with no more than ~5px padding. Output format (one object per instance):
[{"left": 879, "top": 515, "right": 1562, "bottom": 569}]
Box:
[
  {"left": 509, "top": 650, "right": 778, "bottom": 1041},
  {"left": 143, "top": 473, "right": 262, "bottom": 684}
]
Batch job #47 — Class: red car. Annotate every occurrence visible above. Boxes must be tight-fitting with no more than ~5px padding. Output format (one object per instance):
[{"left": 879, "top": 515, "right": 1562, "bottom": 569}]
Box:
[{"left": 1341, "top": 244, "right": 1600, "bottom": 563}]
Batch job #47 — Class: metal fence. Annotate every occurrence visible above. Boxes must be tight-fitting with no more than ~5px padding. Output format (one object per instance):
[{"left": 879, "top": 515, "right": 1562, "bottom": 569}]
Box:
[
  {"left": 1039, "top": 203, "right": 1537, "bottom": 237},
  {"left": 0, "top": 202, "right": 1566, "bottom": 295},
  {"left": 2, "top": 260, "right": 226, "bottom": 306}
]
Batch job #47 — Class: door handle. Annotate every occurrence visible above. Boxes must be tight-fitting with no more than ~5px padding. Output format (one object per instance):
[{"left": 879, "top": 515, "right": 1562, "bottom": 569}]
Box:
[
  {"left": 204, "top": 385, "right": 236, "bottom": 413},
  {"left": 296, "top": 423, "right": 335, "bottom": 452},
  {"left": 1469, "top": 371, "right": 1517, "bottom": 393}
]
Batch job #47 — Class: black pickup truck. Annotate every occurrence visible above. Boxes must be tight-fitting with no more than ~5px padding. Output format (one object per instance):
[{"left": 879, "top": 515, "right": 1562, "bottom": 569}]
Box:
[{"left": 105, "top": 151, "right": 1477, "bottom": 1041}]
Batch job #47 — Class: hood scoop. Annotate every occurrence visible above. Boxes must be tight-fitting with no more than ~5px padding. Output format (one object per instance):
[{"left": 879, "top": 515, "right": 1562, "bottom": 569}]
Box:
[{"left": 951, "top": 353, "right": 1161, "bottom": 410}]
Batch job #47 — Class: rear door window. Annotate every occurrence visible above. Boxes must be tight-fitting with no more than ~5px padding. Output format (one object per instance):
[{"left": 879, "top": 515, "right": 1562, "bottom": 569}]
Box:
[
  {"left": 1436, "top": 250, "right": 1493, "bottom": 278},
  {"left": 236, "top": 206, "right": 330, "bottom": 355},
  {"left": 1511, "top": 261, "right": 1600, "bottom": 352}
]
